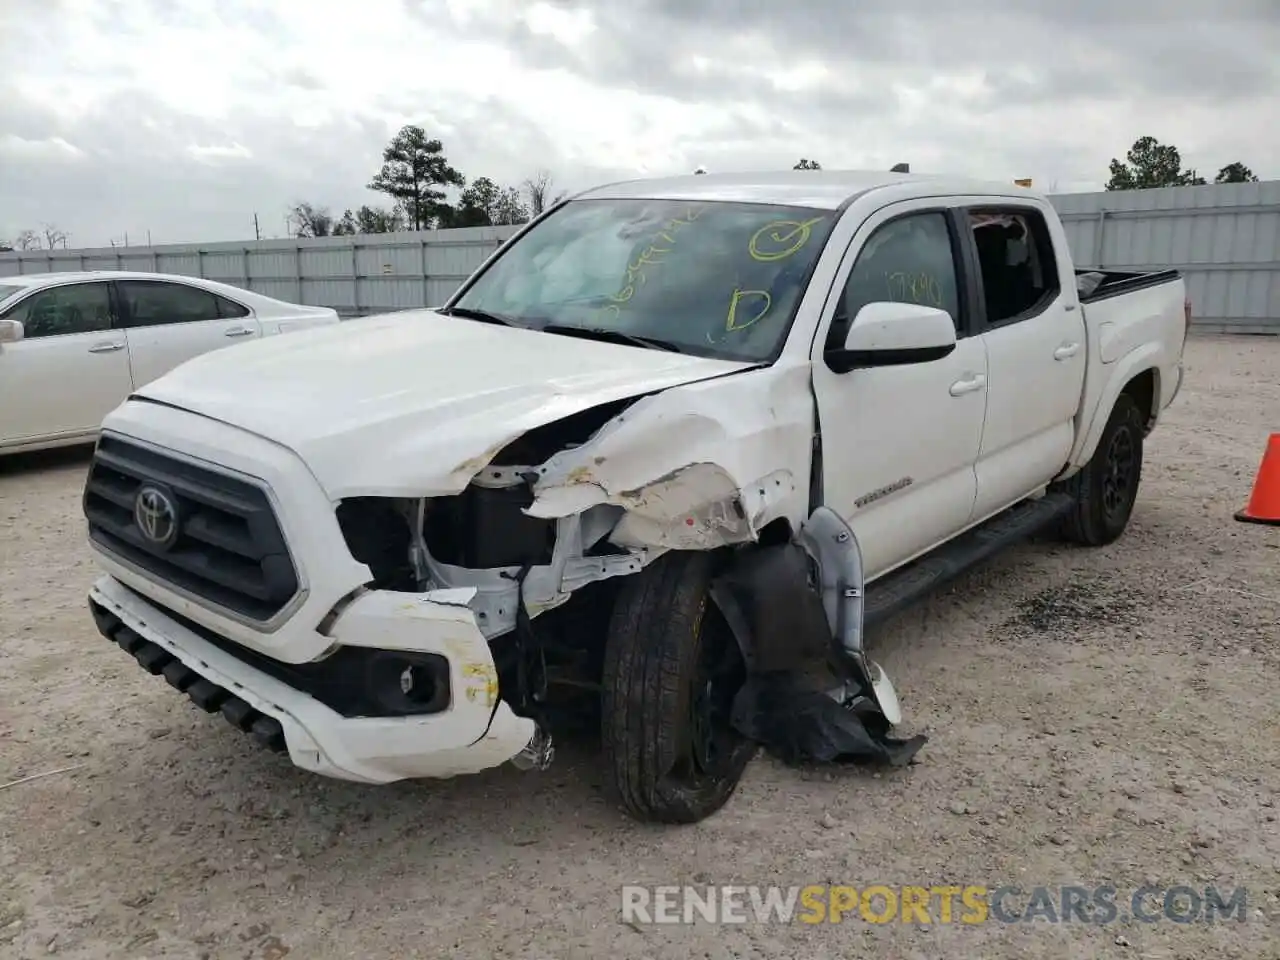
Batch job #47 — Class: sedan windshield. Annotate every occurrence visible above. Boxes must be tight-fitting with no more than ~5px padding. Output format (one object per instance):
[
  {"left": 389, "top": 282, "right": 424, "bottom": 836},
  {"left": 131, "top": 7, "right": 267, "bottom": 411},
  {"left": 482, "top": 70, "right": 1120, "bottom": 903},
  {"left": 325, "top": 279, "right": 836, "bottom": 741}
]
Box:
[
  {"left": 0, "top": 283, "right": 23, "bottom": 305},
  {"left": 449, "top": 198, "right": 837, "bottom": 362}
]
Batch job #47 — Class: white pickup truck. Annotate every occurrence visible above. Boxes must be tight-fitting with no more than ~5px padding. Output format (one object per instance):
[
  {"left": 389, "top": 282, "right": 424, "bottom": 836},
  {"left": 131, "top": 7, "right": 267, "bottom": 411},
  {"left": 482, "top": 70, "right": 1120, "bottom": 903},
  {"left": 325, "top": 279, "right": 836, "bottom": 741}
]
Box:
[{"left": 83, "top": 171, "right": 1189, "bottom": 824}]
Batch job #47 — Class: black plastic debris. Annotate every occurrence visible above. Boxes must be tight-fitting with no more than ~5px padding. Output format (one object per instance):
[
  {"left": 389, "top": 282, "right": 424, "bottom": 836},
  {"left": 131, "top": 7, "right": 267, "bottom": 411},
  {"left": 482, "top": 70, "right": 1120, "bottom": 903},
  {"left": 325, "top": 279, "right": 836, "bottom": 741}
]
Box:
[
  {"left": 709, "top": 512, "right": 928, "bottom": 770},
  {"left": 730, "top": 672, "right": 927, "bottom": 768}
]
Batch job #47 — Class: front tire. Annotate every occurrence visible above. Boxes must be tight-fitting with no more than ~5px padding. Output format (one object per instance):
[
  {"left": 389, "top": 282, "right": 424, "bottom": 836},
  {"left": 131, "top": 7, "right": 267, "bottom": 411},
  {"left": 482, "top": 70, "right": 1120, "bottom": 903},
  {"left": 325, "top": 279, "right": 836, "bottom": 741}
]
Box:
[
  {"left": 600, "top": 551, "right": 755, "bottom": 824},
  {"left": 1057, "top": 392, "right": 1145, "bottom": 546}
]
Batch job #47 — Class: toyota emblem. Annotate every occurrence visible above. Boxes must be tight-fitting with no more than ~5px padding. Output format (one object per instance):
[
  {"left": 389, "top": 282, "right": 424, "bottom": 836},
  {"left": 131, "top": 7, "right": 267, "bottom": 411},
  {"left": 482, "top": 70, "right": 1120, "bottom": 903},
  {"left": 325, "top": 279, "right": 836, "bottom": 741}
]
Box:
[{"left": 134, "top": 485, "right": 180, "bottom": 549}]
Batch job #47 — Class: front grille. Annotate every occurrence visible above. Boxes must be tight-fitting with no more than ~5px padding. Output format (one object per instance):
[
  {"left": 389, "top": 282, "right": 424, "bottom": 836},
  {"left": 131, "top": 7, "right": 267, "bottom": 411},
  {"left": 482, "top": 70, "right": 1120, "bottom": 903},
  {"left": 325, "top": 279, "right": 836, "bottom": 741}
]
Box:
[{"left": 83, "top": 435, "right": 300, "bottom": 622}]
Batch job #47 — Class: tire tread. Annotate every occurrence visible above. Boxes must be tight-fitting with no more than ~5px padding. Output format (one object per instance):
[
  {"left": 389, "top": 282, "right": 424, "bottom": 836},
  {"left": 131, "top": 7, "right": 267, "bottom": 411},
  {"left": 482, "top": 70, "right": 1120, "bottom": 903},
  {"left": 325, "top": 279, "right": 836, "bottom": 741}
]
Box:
[{"left": 600, "top": 551, "right": 750, "bottom": 823}]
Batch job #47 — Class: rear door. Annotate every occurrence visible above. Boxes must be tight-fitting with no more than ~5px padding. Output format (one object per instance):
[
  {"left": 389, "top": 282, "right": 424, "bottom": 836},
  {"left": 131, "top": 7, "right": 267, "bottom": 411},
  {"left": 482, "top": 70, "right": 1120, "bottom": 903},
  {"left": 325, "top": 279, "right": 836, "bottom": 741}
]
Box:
[
  {"left": 117, "top": 279, "right": 262, "bottom": 388},
  {"left": 0, "top": 280, "right": 133, "bottom": 446},
  {"left": 964, "top": 203, "right": 1087, "bottom": 520}
]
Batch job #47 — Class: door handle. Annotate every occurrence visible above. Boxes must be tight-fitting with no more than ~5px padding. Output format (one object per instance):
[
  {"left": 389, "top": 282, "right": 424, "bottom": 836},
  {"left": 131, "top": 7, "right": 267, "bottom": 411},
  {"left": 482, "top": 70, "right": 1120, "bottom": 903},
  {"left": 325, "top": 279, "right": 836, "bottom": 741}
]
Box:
[
  {"left": 949, "top": 374, "right": 987, "bottom": 397},
  {"left": 1054, "top": 342, "right": 1080, "bottom": 361},
  {"left": 224, "top": 327, "right": 254, "bottom": 337},
  {"left": 88, "top": 341, "right": 125, "bottom": 354}
]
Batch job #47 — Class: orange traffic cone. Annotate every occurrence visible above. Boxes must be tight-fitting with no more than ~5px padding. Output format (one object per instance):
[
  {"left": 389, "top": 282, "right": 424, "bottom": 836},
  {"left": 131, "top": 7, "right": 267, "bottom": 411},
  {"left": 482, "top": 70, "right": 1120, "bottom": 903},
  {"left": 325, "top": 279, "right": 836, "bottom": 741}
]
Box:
[{"left": 1235, "top": 434, "right": 1280, "bottom": 526}]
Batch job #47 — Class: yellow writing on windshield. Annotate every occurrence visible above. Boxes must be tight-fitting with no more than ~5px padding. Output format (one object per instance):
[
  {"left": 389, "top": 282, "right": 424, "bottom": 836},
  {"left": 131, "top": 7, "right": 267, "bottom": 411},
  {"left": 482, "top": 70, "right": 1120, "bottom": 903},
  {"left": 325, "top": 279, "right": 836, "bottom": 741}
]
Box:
[
  {"left": 885, "top": 271, "right": 943, "bottom": 307},
  {"left": 600, "top": 207, "right": 706, "bottom": 322},
  {"left": 708, "top": 288, "right": 772, "bottom": 344},
  {"left": 749, "top": 217, "right": 825, "bottom": 262}
]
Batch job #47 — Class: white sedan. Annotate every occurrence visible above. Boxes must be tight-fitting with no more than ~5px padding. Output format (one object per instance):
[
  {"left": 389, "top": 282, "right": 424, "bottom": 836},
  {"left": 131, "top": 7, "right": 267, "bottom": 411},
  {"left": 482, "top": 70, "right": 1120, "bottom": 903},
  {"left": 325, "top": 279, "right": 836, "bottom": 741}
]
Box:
[{"left": 0, "top": 271, "right": 340, "bottom": 455}]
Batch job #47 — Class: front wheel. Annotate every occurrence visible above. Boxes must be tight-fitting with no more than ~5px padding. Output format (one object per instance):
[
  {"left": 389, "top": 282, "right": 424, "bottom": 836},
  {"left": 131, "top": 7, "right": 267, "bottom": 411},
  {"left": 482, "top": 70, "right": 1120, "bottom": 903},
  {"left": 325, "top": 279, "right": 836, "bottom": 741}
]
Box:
[
  {"left": 1057, "top": 392, "right": 1145, "bottom": 546},
  {"left": 600, "top": 551, "right": 755, "bottom": 824}
]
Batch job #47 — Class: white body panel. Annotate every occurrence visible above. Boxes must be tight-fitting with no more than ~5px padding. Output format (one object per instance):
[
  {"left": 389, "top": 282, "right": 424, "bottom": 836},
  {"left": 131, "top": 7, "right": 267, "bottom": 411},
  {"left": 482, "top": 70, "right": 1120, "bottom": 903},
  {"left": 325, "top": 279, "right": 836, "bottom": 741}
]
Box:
[
  {"left": 124, "top": 316, "right": 263, "bottom": 390},
  {"left": 134, "top": 310, "right": 754, "bottom": 499},
  {"left": 79, "top": 170, "right": 1189, "bottom": 784},
  {"left": 0, "top": 329, "right": 133, "bottom": 446},
  {"left": 0, "top": 271, "right": 339, "bottom": 454}
]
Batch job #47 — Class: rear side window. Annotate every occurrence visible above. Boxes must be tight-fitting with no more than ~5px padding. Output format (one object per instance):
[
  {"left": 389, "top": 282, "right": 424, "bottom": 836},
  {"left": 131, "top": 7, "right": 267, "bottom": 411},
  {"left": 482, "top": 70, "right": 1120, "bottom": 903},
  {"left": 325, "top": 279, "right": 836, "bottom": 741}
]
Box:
[
  {"left": 215, "top": 294, "right": 250, "bottom": 318},
  {"left": 1, "top": 282, "right": 112, "bottom": 338},
  {"left": 119, "top": 280, "right": 222, "bottom": 326},
  {"left": 968, "top": 208, "right": 1060, "bottom": 325}
]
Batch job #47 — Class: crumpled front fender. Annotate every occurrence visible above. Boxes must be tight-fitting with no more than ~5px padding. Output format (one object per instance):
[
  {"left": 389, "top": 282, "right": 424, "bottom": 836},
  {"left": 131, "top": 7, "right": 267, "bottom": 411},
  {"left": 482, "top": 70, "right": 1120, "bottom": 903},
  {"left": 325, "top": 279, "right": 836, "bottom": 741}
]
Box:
[{"left": 525, "top": 363, "right": 815, "bottom": 550}]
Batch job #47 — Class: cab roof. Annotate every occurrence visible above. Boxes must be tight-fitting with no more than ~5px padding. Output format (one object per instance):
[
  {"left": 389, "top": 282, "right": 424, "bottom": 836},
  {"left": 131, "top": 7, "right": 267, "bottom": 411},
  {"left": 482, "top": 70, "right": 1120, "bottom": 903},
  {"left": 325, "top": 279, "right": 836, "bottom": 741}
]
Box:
[{"left": 575, "top": 169, "right": 1038, "bottom": 211}]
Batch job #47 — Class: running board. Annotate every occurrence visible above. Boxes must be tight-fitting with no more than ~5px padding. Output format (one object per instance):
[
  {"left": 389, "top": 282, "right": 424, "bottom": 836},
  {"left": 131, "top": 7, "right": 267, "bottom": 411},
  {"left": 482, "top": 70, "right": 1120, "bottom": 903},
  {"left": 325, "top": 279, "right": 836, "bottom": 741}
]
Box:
[{"left": 863, "top": 492, "right": 1074, "bottom": 629}]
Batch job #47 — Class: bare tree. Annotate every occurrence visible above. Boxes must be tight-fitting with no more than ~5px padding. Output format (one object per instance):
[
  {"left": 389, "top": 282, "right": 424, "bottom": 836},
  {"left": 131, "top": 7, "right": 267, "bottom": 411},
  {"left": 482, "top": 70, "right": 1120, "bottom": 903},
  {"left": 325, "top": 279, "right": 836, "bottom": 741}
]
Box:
[
  {"left": 287, "top": 202, "right": 335, "bottom": 238},
  {"left": 41, "top": 224, "right": 68, "bottom": 249},
  {"left": 14, "top": 229, "right": 41, "bottom": 251},
  {"left": 523, "top": 170, "right": 567, "bottom": 217}
]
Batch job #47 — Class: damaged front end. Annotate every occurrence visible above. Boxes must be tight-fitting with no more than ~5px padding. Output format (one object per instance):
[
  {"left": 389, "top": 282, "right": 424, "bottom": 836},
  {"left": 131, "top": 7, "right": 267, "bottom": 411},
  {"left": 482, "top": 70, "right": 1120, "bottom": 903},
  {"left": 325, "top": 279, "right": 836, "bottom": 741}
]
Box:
[{"left": 331, "top": 374, "right": 923, "bottom": 782}]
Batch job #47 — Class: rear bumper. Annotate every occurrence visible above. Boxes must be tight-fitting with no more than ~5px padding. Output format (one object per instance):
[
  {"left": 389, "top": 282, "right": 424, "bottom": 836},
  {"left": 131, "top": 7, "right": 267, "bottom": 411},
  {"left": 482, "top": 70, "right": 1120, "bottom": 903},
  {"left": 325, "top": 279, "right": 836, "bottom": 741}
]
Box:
[{"left": 89, "top": 575, "right": 537, "bottom": 783}]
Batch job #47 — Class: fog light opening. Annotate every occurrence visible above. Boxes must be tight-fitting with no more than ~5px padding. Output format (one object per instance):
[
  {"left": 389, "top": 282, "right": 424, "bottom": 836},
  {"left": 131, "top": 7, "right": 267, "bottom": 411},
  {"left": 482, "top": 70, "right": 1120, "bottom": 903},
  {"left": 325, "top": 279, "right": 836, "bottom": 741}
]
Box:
[
  {"left": 366, "top": 651, "right": 451, "bottom": 715},
  {"left": 399, "top": 663, "right": 439, "bottom": 706}
]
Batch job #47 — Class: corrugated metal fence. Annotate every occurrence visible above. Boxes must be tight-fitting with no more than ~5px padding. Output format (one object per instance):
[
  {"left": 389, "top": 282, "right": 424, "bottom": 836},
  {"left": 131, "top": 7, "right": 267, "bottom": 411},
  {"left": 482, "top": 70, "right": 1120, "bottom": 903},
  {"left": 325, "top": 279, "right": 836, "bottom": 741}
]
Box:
[
  {"left": 1053, "top": 180, "right": 1280, "bottom": 335},
  {"left": 3, "top": 181, "right": 1278, "bottom": 333},
  {"left": 0, "top": 225, "right": 522, "bottom": 319}
]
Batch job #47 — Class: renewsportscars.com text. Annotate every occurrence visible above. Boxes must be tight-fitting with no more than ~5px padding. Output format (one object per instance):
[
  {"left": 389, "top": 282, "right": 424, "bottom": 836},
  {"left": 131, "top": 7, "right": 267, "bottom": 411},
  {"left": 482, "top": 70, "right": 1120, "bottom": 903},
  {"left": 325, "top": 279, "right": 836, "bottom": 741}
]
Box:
[{"left": 621, "top": 884, "right": 1248, "bottom": 926}]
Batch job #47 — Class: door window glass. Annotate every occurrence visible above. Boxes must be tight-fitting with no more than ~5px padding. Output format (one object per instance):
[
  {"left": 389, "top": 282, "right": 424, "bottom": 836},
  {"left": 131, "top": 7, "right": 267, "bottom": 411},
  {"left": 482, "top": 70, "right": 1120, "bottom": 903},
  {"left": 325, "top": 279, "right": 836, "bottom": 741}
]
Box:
[
  {"left": 1, "top": 283, "right": 112, "bottom": 338},
  {"left": 830, "top": 212, "right": 961, "bottom": 347},
  {"left": 119, "top": 280, "right": 222, "bottom": 326}
]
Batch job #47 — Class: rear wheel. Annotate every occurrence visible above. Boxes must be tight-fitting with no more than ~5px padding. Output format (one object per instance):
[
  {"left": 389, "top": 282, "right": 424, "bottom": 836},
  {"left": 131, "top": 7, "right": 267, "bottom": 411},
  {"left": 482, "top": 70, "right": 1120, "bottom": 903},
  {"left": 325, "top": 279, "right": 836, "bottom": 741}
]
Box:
[
  {"left": 1057, "top": 392, "right": 1145, "bottom": 546},
  {"left": 600, "top": 551, "right": 755, "bottom": 824}
]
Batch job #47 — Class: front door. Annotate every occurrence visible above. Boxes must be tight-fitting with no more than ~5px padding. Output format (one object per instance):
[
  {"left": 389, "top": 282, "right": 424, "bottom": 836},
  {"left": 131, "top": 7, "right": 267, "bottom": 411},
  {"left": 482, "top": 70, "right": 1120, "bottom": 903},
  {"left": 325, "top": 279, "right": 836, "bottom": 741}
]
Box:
[
  {"left": 0, "top": 280, "right": 134, "bottom": 447},
  {"left": 117, "top": 279, "right": 261, "bottom": 388},
  {"left": 812, "top": 203, "right": 988, "bottom": 580}
]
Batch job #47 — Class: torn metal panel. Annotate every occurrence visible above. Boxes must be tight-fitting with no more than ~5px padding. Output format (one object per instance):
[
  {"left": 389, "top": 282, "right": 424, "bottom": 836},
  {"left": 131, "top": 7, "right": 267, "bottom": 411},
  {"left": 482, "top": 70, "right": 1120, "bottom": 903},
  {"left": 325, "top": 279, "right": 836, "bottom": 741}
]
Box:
[{"left": 527, "top": 364, "right": 815, "bottom": 547}]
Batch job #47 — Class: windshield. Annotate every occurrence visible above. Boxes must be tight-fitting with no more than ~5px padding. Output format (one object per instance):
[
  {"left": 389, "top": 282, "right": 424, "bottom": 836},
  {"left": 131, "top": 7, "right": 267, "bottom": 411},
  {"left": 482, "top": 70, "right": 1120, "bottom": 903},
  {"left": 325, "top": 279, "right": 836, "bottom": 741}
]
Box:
[
  {"left": 450, "top": 198, "right": 837, "bottom": 362},
  {"left": 0, "top": 284, "right": 23, "bottom": 306}
]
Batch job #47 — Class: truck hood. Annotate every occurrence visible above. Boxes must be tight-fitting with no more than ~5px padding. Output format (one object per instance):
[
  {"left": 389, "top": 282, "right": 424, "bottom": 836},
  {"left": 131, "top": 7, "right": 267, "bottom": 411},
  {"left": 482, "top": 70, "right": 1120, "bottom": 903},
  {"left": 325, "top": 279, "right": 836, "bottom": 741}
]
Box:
[{"left": 132, "top": 309, "right": 756, "bottom": 498}]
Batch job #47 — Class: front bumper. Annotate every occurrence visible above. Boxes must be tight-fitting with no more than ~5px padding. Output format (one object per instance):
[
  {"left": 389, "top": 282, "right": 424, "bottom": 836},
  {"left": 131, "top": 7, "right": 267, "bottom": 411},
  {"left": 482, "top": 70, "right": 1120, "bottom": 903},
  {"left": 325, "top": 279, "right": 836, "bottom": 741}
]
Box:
[{"left": 89, "top": 575, "right": 537, "bottom": 783}]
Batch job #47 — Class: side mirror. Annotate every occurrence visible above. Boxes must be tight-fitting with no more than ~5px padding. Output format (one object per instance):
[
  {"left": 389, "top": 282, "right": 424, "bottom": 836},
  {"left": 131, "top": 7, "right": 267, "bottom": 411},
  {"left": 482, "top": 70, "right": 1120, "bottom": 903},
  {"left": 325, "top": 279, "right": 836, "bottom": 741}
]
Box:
[
  {"left": 0, "top": 318, "right": 23, "bottom": 344},
  {"left": 825, "top": 302, "right": 956, "bottom": 373}
]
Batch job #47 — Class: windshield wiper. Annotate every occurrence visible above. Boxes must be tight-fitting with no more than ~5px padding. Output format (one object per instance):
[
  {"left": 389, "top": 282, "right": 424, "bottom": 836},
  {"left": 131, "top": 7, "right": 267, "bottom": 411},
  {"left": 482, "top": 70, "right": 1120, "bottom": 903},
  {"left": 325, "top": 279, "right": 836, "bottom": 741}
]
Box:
[
  {"left": 440, "top": 306, "right": 523, "bottom": 327},
  {"left": 539, "top": 324, "right": 684, "bottom": 353}
]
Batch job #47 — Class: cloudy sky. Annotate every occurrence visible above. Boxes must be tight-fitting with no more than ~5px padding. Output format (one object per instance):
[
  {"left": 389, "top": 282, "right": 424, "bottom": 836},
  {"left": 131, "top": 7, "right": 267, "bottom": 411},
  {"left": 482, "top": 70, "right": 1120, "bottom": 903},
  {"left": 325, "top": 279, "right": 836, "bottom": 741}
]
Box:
[{"left": 2, "top": 0, "right": 1276, "bottom": 249}]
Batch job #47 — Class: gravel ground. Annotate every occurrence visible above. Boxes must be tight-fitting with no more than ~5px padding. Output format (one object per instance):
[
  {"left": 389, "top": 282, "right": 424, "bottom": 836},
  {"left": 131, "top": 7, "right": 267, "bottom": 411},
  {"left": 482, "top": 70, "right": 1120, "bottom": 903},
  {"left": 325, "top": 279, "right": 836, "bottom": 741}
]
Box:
[{"left": 2, "top": 335, "right": 1278, "bottom": 960}]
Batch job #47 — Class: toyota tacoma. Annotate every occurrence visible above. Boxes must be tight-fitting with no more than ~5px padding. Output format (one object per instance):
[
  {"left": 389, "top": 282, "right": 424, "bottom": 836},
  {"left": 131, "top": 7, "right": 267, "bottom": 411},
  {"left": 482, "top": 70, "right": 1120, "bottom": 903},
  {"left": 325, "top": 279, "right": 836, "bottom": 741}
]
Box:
[{"left": 83, "top": 170, "right": 1189, "bottom": 823}]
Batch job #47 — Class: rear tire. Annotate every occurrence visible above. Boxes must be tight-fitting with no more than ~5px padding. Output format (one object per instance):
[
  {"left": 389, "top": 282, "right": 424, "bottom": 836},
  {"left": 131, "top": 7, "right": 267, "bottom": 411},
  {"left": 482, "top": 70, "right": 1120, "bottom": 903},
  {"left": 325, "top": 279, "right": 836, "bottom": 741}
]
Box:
[
  {"left": 600, "top": 551, "right": 755, "bottom": 824},
  {"left": 1057, "top": 392, "right": 1145, "bottom": 546}
]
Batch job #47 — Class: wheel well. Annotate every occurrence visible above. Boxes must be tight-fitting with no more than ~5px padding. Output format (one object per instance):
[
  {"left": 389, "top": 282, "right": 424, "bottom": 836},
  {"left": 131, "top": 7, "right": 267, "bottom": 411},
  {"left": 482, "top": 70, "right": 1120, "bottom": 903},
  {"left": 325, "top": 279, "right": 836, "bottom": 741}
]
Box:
[
  {"left": 755, "top": 517, "right": 794, "bottom": 547},
  {"left": 1122, "top": 368, "right": 1157, "bottom": 432}
]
